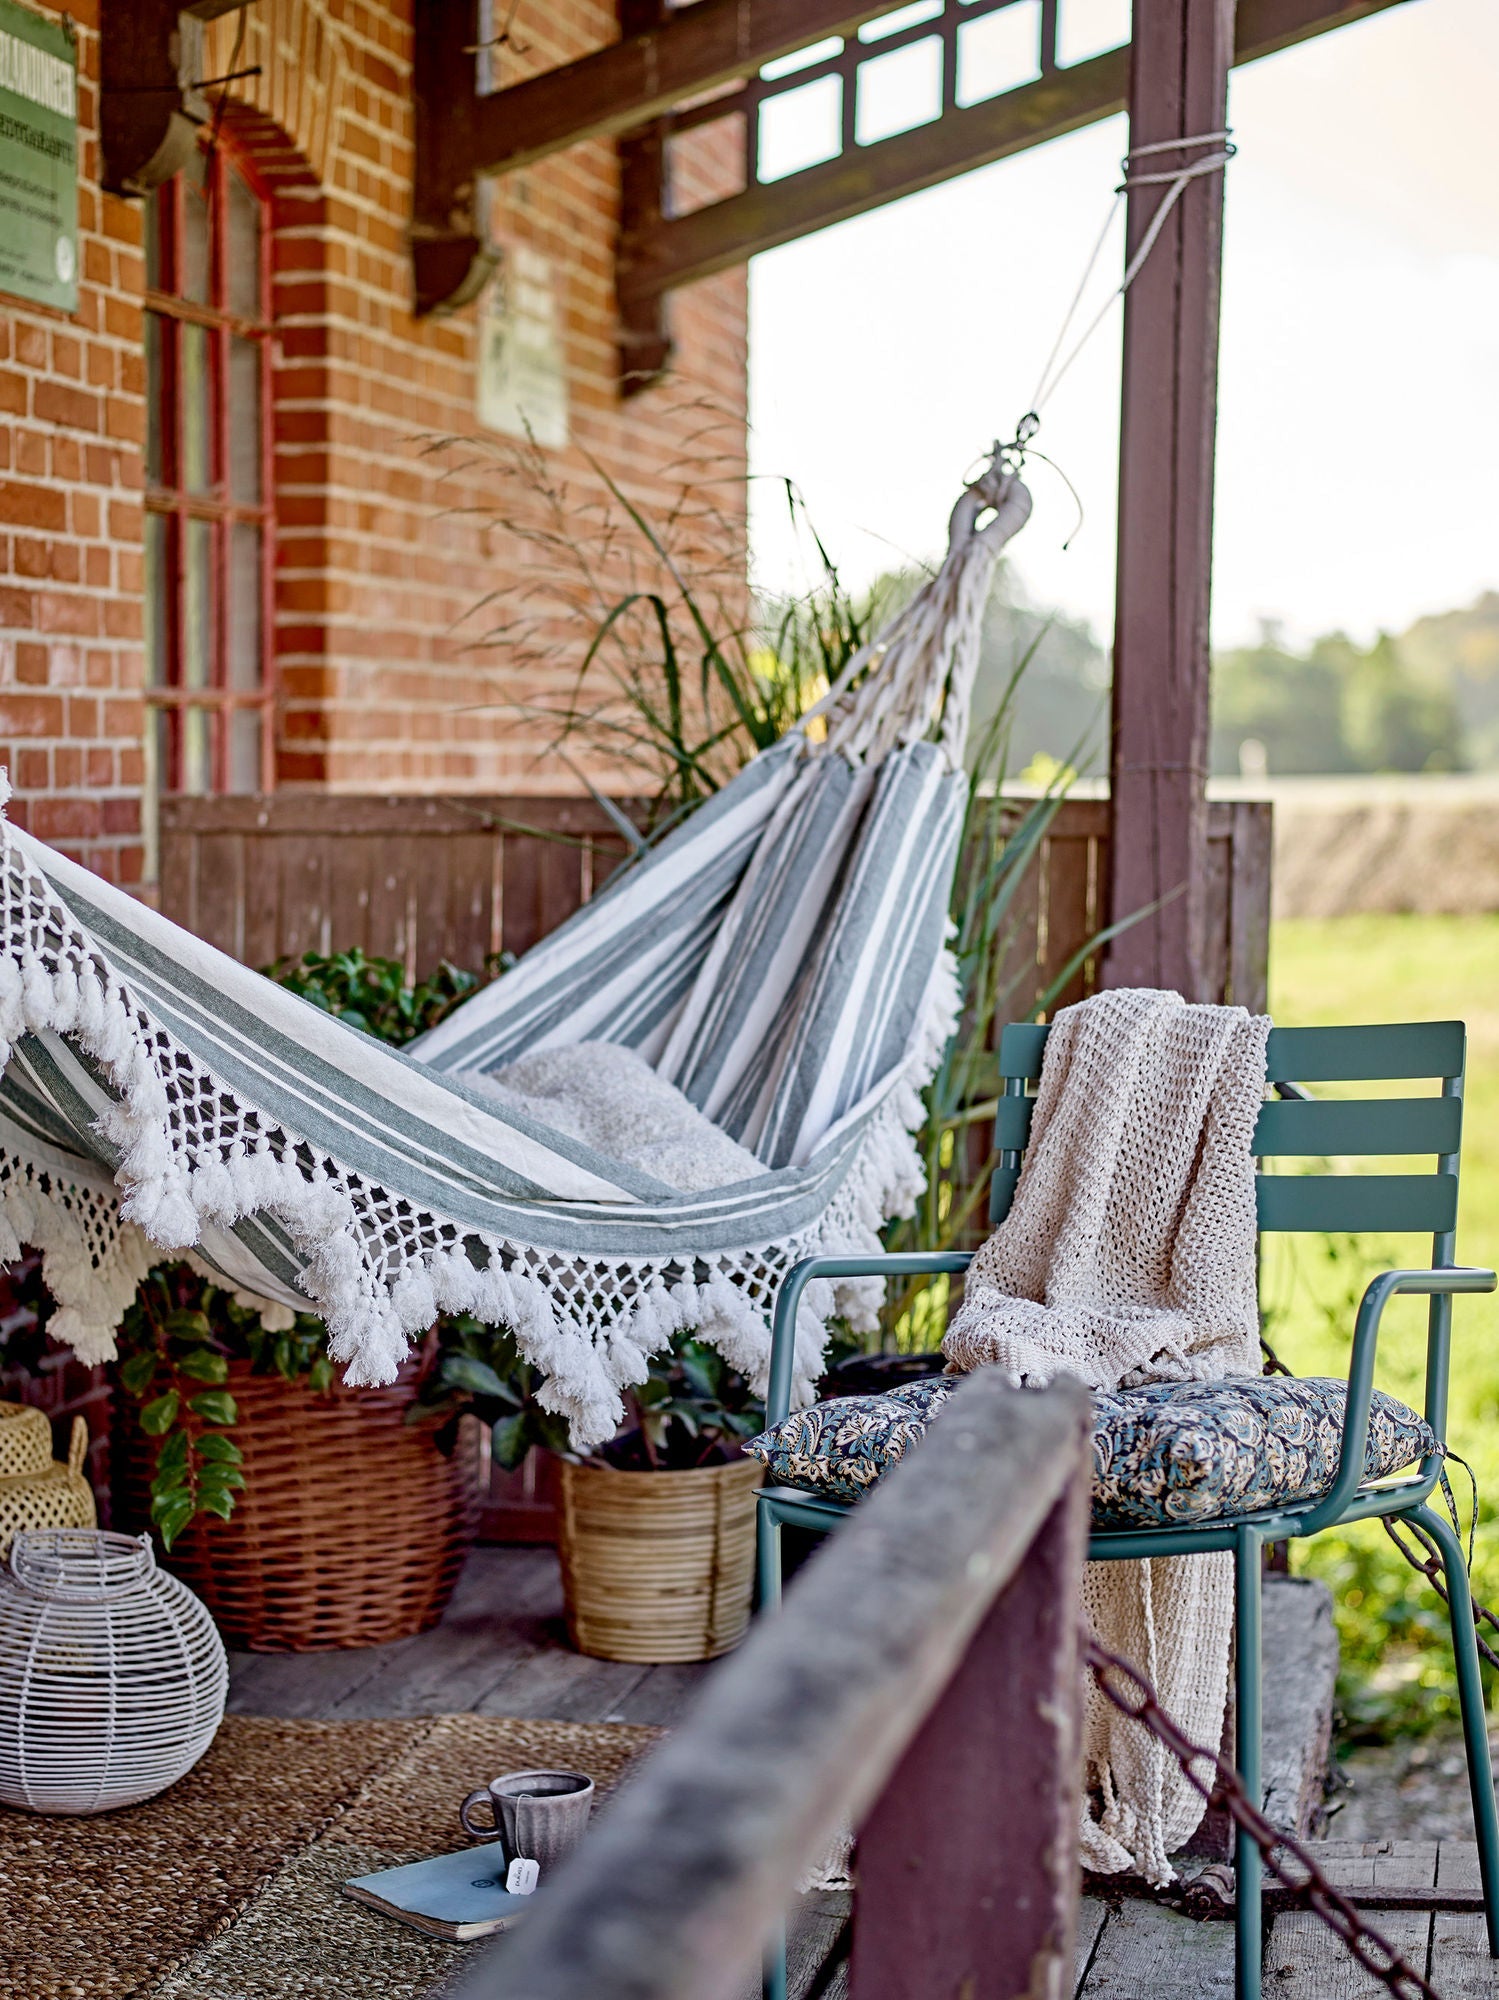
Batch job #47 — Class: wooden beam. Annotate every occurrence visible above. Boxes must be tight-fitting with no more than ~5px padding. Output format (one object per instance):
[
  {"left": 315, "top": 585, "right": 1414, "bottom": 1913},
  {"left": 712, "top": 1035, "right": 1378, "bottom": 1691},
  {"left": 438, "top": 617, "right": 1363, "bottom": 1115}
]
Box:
[
  {"left": 412, "top": 0, "right": 499, "bottom": 315},
  {"left": 1103, "top": 0, "right": 1235, "bottom": 998},
  {"left": 620, "top": 46, "right": 1128, "bottom": 304},
  {"left": 470, "top": 0, "right": 908, "bottom": 179},
  {"left": 447, "top": 1372, "right": 1092, "bottom": 2000},
  {"left": 616, "top": 0, "right": 677, "bottom": 395},
  {"left": 850, "top": 1484, "right": 1086, "bottom": 1999},
  {"left": 616, "top": 0, "right": 1412, "bottom": 304}
]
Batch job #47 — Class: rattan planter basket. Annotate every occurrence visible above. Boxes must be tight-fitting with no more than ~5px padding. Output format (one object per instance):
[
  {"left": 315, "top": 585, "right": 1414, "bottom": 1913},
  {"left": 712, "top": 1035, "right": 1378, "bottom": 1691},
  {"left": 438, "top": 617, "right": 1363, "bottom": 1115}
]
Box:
[
  {"left": 115, "top": 1358, "right": 474, "bottom": 1653},
  {"left": 556, "top": 1453, "right": 763, "bottom": 1664}
]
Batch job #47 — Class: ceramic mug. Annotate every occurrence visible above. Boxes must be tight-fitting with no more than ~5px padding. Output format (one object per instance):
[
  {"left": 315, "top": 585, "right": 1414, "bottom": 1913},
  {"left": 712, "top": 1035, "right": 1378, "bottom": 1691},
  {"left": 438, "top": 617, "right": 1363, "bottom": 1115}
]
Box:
[{"left": 459, "top": 1768, "right": 594, "bottom": 1874}]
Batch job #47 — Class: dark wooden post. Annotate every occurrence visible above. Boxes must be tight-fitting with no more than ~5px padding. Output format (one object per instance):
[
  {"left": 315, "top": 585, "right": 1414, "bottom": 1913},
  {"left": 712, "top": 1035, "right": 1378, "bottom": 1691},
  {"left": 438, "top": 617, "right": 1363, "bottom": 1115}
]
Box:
[
  {"left": 849, "top": 1483, "right": 1087, "bottom": 2000},
  {"left": 1104, "top": 0, "right": 1235, "bottom": 999}
]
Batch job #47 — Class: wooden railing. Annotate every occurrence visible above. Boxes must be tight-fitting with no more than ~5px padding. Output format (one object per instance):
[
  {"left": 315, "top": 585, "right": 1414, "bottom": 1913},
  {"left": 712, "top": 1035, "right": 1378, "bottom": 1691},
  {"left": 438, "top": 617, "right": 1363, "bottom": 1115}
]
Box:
[
  {"left": 447, "top": 1371, "right": 1094, "bottom": 2000},
  {"left": 156, "top": 789, "right": 1271, "bottom": 1542}
]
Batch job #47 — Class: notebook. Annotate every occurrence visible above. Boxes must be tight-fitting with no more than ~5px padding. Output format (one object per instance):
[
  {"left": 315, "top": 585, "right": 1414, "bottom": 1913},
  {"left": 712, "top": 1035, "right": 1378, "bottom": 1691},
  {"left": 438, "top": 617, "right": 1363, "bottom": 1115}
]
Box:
[{"left": 343, "top": 1846, "right": 537, "bottom": 1941}]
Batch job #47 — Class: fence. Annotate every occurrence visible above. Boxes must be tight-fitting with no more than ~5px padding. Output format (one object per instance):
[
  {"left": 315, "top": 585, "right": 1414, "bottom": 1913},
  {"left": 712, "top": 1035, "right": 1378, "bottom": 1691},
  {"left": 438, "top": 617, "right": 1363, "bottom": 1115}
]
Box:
[
  {"left": 447, "top": 1371, "right": 1094, "bottom": 2000},
  {"left": 156, "top": 792, "right": 1272, "bottom": 1011}
]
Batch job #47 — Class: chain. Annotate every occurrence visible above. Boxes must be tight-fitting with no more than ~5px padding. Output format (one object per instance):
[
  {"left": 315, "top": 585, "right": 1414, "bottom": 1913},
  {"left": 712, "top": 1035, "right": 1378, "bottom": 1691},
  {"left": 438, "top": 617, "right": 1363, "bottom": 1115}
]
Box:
[
  {"left": 1383, "top": 1513, "right": 1499, "bottom": 1674},
  {"left": 1083, "top": 1630, "right": 1444, "bottom": 2000}
]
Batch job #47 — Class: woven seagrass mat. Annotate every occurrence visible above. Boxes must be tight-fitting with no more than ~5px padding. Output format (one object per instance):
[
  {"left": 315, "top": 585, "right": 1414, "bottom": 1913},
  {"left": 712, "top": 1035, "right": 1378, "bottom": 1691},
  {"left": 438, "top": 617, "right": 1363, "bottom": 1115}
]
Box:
[{"left": 0, "top": 1712, "right": 662, "bottom": 2000}]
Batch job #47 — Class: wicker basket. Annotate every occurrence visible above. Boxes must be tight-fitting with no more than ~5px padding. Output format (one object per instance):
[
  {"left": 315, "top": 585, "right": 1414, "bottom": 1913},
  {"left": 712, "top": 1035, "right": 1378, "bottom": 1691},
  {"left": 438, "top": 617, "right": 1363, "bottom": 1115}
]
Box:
[
  {"left": 114, "top": 1358, "right": 473, "bottom": 1653},
  {"left": 0, "top": 1404, "right": 96, "bottom": 1556},
  {"left": 556, "top": 1454, "right": 763, "bottom": 1663}
]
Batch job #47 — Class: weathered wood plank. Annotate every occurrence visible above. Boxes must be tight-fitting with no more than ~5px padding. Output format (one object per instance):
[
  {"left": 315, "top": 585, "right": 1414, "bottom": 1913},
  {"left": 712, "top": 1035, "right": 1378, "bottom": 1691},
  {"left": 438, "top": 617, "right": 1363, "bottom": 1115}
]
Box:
[
  {"left": 1043, "top": 830, "right": 1096, "bottom": 1011},
  {"left": 1265, "top": 1910, "right": 1432, "bottom": 1998},
  {"left": 1432, "top": 1841, "right": 1499, "bottom": 1998},
  {"left": 1226, "top": 800, "right": 1273, "bottom": 1014},
  {"left": 476, "top": 1644, "right": 657, "bottom": 1725},
  {"left": 1261, "top": 1576, "right": 1337, "bottom": 1838},
  {"left": 851, "top": 1480, "right": 1086, "bottom": 1999},
  {"left": 1267, "top": 1839, "right": 1435, "bottom": 2000},
  {"left": 195, "top": 831, "right": 246, "bottom": 962},
  {"left": 1074, "top": 1898, "right": 1108, "bottom": 1996},
  {"left": 1079, "top": 1898, "right": 1236, "bottom": 1997},
  {"left": 447, "top": 1374, "right": 1092, "bottom": 2000},
  {"left": 732, "top": 1891, "right": 850, "bottom": 2000},
  {"left": 317, "top": 1551, "right": 569, "bottom": 1720}
]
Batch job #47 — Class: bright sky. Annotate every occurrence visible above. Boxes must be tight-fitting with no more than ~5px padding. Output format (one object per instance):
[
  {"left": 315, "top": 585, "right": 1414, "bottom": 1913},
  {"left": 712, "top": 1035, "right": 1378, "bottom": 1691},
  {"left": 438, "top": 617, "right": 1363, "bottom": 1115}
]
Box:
[{"left": 747, "top": 0, "right": 1499, "bottom": 652}]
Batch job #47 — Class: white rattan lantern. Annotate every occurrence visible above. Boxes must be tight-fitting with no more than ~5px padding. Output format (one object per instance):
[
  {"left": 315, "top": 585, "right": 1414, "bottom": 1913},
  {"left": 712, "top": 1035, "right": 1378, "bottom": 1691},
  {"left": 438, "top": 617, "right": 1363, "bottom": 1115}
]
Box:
[{"left": 0, "top": 1527, "right": 227, "bottom": 1814}]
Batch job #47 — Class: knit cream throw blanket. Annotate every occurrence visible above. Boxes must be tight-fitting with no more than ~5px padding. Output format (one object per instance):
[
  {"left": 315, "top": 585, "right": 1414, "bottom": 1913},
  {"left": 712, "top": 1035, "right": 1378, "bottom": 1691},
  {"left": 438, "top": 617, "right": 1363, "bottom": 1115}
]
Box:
[{"left": 942, "top": 986, "right": 1271, "bottom": 1884}]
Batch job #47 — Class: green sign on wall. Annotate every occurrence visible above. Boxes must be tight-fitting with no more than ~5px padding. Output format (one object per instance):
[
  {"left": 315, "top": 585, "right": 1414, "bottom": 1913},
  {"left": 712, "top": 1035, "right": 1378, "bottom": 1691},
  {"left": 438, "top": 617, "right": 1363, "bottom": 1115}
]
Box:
[{"left": 0, "top": 0, "right": 76, "bottom": 312}]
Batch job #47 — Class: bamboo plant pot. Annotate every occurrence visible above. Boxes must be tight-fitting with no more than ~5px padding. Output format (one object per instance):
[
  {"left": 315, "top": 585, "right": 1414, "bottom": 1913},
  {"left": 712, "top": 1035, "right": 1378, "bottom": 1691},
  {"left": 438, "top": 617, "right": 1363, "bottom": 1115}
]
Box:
[
  {"left": 556, "top": 1454, "right": 764, "bottom": 1664},
  {"left": 115, "top": 1357, "right": 474, "bottom": 1653}
]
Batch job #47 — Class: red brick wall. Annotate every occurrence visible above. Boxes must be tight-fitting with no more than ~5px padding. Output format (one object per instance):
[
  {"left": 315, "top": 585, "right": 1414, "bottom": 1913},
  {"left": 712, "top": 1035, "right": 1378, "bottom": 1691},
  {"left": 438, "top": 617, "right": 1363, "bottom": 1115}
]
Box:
[
  {"left": 0, "top": 0, "right": 749, "bottom": 882},
  {"left": 0, "top": 1, "right": 145, "bottom": 884}
]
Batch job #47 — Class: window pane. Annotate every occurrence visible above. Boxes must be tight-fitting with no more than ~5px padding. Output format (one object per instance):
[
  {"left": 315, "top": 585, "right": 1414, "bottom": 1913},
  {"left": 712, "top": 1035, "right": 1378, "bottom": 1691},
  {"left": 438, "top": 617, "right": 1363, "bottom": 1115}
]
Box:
[
  {"left": 142, "top": 708, "right": 165, "bottom": 878},
  {"left": 229, "top": 709, "right": 264, "bottom": 794},
  {"left": 855, "top": 38, "right": 943, "bottom": 147},
  {"left": 229, "top": 340, "right": 262, "bottom": 503},
  {"left": 183, "top": 518, "right": 215, "bottom": 690},
  {"left": 181, "top": 706, "right": 213, "bottom": 796},
  {"left": 181, "top": 323, "right": 212, "bottom": 492},
  {"left": 227, "top": 168, "right": 262, "bottom": 320},
  {"left": 228, "top": 522, "right": 262, "bottom": 690},
  {"left": 181, "top": 151, "right": 210, "bottom": 304},
  {"left": 758, "top": 76, "right": 842, "bottom": 182},
  {"left": 144, "top": 513, "right": 169, "bottom": 687}
]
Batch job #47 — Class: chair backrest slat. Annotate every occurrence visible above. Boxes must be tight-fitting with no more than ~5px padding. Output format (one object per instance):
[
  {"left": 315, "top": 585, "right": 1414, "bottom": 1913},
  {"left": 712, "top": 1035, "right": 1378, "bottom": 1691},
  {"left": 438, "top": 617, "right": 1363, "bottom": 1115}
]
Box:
[
  {"left": 1253, "top": 1095, "right": 1462, "bottom": 1159},
  {"left": 1265, "top": 1021, "right": 1464, "bottom": 1083},
  {"left": 1256, "top": 1172, "right": 1459, "bottom": 1235},
  {"left": 990, "top": 1018, "right": 1467, "bottom": 1245}
]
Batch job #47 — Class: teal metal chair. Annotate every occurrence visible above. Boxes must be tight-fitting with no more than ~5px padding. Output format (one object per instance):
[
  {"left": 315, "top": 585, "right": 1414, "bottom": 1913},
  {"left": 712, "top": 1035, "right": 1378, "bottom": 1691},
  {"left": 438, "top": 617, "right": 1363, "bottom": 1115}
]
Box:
[{"left": 757, "top": 1020, "right": 1499, "bottom": 2000}]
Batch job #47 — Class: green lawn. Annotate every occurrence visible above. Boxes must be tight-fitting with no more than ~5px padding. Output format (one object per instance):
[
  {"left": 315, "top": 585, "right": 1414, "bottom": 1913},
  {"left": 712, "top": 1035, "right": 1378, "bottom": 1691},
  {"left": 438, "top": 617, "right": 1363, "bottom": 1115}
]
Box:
[{"left": 1267, "top": 915, "right": 1499, "bottom": 1737}]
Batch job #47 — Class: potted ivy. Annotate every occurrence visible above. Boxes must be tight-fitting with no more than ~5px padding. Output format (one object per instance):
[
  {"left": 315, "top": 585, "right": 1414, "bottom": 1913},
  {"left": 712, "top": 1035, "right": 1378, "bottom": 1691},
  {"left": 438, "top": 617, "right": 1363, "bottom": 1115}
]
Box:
[
  {"left": 418, "top": 1324, "right": 767, "bottom": 1663},
  {"left": 111, "top": 1265, "right": 475, "bottom": 1652},
  {"left": 107, "top": 948, "right": 497, "bottom": 1653}
]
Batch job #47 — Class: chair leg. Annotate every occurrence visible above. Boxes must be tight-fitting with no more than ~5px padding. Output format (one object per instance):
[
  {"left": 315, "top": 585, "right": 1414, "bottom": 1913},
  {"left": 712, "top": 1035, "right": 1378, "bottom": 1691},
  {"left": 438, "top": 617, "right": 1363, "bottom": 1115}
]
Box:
[
  {"left": 1235, "top": 1529, "right": 1263, "bottom": 2000},
  {"left": 1409, "top": 1501, "right": 1499, "bottom": 1956},
  {"left": 756, "top": 1503, "right": 784, "bottom": 1614},
  {"left": 757, "top": 1505, "right": 789, "bottom": 2000}
]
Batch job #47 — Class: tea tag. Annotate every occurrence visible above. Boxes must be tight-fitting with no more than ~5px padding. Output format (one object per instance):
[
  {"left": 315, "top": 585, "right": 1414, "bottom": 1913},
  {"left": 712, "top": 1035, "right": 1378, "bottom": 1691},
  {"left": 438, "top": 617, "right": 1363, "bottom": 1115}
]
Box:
[{"left": 506, "top": 1857, "right": 540, "bottom": 1896}]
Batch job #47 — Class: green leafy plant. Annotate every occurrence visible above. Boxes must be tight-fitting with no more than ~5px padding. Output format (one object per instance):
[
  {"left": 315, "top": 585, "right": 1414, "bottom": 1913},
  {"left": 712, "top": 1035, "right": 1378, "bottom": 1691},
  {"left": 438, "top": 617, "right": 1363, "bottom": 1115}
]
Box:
[
  {"left": 415, "top": 1320, "right": 764, "bottom": 1474},
  {"left": 265, "top": 947, "right": 508, "bottom": 1046},
  {"left": 112, "top": 944, "right": 516, "bottom": 1546},
  {"left": 115, "top": 1264, "right": 331, "bottom": 1548}
]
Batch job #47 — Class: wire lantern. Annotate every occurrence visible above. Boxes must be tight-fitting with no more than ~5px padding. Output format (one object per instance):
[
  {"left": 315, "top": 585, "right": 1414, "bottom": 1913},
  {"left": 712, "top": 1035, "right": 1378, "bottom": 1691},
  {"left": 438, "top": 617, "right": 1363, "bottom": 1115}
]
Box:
[{"left": 0, "top": 1527, "right": 227, "bottom": 1814}]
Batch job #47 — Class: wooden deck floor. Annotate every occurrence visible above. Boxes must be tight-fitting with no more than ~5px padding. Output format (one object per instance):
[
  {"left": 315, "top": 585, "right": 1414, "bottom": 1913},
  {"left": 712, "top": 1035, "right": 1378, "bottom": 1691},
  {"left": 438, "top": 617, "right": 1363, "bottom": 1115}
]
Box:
[
  {"left": 228, "top": 1548, "right": 1498, "bottom": 1999},
  {"left": 1077, "top": 1842, "right": 1499, "bottom": 1997}
]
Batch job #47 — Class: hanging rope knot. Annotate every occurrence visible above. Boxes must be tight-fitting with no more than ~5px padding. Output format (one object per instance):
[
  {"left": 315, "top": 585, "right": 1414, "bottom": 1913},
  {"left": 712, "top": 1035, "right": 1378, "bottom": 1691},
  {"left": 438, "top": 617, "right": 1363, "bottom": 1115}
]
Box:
[{"left": 1117, "top": 128, "right": 1236, "bottom": 194}]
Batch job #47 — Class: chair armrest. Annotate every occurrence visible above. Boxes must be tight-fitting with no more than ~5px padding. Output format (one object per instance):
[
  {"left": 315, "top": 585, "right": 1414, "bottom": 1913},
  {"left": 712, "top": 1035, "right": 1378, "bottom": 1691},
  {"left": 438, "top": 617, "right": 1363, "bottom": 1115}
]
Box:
[
  {"left": 1299, "top": 1265, "right": 1496, "bottom": 1535},
  {"left": 764, "top": 1252, "right": 973, "bottom": 1428}
]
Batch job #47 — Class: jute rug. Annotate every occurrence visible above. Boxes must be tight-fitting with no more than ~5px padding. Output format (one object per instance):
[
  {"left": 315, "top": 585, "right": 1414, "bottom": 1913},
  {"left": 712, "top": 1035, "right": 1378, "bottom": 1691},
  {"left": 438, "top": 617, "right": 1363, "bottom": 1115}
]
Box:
[{"left": 0, "top": 1713, "right": 662, "bottom": 2000}]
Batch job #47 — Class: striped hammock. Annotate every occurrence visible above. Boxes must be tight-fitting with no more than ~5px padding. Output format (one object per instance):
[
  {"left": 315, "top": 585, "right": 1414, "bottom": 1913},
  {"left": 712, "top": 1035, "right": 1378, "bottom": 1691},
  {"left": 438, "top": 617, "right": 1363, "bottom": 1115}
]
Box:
[{"left": 0, "top": 465, "right": 1029, "bottom": 1447}]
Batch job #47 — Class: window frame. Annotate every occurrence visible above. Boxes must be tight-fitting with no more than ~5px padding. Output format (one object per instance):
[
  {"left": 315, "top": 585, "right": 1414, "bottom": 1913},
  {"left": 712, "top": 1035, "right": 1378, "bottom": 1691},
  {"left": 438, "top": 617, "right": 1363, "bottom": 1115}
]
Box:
[{"left": 143, "top": 137, "right": 276, "bottom": 798}]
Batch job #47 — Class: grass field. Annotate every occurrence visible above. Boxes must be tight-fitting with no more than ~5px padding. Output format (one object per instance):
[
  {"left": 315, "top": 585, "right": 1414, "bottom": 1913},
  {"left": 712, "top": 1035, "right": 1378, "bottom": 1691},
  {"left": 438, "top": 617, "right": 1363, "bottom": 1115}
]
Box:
[{"left": 1267, "top": 914, "right": 1499, "bottom": 1737}]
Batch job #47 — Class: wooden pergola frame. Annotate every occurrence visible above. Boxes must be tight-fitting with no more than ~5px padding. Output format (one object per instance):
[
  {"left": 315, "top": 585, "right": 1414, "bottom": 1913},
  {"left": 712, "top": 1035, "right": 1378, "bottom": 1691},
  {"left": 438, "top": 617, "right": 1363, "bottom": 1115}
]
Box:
[{"left": 414, "top": 0, "right": 1414, "bottom": 999}]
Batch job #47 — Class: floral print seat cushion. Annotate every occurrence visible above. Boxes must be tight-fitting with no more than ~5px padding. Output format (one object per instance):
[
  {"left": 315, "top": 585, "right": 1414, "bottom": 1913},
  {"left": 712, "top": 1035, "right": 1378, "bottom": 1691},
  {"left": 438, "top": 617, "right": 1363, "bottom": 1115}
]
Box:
[{"left": 744, "top": 1373, "right": 1439, "bottom": 1526}]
